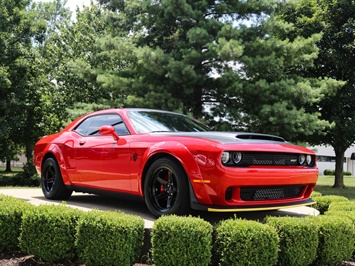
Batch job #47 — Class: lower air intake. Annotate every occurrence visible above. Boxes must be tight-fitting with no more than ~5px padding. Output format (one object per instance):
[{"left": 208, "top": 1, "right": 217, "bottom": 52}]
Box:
[{"left": 240, "top": 186, "right": 304, "bottom": 201}]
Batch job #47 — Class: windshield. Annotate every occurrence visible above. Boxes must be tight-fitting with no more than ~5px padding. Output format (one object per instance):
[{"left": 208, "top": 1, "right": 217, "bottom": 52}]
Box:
[{"left": 127, "top": 110, "right": 210, "bottom": 133}]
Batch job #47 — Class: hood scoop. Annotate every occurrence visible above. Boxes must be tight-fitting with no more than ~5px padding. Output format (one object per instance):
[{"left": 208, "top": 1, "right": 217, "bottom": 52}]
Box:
[{"left": 235, "top": 133, "right": 285, "bottom": 142}]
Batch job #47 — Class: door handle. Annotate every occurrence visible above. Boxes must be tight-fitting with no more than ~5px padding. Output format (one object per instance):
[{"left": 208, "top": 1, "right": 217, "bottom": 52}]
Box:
[{"left": 79, "top": 140, "right": 86, "bottom": 146}]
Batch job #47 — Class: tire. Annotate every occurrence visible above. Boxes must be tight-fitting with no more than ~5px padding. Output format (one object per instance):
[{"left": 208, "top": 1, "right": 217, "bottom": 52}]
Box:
[
  {"left": 41, "top": 157, "right": 72, "bottom": 200},
  {"left": 144, "top": 158, "right": 190, "bottom": 217}
]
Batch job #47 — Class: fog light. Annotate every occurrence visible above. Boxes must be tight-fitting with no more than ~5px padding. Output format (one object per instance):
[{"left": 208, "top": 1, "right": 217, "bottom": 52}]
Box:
[{"left": 221, "top": 152, "right": 230, "bottom": 164}]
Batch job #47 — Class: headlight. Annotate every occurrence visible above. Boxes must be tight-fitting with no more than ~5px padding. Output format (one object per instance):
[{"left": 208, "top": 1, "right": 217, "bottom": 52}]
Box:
[
  {"left": 221, "top": 152, "right": 230, "bottom": 164},
  {"left": 306, "top": 155, "right": 313, "bottom": 165},
  {"left": 298, "top": 154, "right": 306, "bottom": 165},
  {"left": 232, "top": 152, "right": 242, "bottom": 164}
]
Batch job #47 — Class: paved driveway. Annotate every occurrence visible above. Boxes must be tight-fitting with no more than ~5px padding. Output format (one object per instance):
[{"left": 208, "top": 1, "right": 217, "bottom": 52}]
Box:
[{"left": 0, "top": 188, "right": 319, "bottom": 228}]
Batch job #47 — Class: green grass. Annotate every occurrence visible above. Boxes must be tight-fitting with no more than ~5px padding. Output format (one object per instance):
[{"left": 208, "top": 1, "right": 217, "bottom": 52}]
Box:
[{"left": 314, "top": 176, "right": 355, "bottom": 202}]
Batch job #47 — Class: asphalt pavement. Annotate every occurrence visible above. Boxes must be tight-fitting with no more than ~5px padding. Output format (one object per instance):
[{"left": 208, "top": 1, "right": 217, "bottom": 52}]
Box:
[{"left": 0, "top": 188, "right": 319, "bottom": 228}]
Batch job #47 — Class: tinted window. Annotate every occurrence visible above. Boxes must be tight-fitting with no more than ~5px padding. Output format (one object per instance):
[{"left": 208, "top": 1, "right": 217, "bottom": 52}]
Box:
[
  {"left": 127, "top": 110, "right": 209, "bottom": 133},
  {"left": 74, "top": 114, "right": 129, "bottom": 136}
]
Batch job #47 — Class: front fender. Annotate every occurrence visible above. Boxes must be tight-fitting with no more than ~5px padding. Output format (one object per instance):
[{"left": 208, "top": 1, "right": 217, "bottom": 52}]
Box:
[
  {"left": 41, "top": 144, "right": 71, "bottom": 185},
  {"left": 140, "top": 141, "right": 213, "bottom": 205}
]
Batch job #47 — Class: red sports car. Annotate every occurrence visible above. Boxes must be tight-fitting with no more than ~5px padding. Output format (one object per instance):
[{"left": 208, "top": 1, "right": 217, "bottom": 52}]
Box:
[{"left": 34, "top": 108, "right": 318, "bottom": 217}]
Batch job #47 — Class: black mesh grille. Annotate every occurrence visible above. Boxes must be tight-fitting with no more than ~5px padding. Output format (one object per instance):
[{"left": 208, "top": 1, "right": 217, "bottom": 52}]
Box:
[
  {"left": 242, "top": 152, "right": 299, "bottom": 166},
  {"left": 240, "top": 186, "right": 304, "bottom": 201}
]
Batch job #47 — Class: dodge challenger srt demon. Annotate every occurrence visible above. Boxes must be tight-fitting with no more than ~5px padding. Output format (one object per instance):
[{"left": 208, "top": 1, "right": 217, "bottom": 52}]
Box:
[{"left": 34, "top": 108, "right": 318, "bottom": 217}]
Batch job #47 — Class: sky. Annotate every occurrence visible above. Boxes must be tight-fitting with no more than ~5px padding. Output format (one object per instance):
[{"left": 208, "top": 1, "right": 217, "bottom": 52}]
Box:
[{"left": 65, "top": 0, "right": 93, "bottom": 13}]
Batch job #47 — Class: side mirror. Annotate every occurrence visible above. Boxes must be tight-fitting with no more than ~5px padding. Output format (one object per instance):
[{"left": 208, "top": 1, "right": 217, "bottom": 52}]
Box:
[{"left": 98, "top": 125, "right": 119, "bottom": 141}]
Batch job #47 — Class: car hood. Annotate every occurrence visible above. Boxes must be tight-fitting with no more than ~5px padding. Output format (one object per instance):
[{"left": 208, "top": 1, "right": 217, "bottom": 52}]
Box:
[{"left": 149, "top": 131, "right": 287, "bottom": 144}]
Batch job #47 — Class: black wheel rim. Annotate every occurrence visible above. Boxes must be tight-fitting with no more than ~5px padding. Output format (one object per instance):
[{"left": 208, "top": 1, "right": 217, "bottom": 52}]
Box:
[
  {"left": 43, "top": 163, "right": 56, "bottom": 193},
  {"left": 149, "top": 167, "right": 178, "bottom": 213}
]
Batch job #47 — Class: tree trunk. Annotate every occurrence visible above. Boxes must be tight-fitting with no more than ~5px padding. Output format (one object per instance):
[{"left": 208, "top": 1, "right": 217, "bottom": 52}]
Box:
[
  {"left": 332, "top": 146, "right": 346, "bottom": 188},
  {"left": 5, "top": 159, "right": 12, "bottom": 172},
  {"left": 25, "top": 141, "right": 33, "bottom": 163}
]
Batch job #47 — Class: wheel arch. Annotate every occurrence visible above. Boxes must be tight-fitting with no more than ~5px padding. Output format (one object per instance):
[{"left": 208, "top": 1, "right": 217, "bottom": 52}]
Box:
[
  {"left": 40, "top": 144, "right": 70, "bottom": 184},
  {"left": 141, "top": 153, "right": 188, "bottom": 196},
  {"left": 139, "top": 141, "right": 213, "bottom": 207}
]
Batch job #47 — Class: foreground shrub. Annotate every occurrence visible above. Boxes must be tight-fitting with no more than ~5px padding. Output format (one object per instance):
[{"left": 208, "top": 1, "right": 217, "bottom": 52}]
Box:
[
  {"left": 328, "top": 201, "right": 355, "bottom": 212},
  {"left": 311, "top": 195, "right": 349, "bottom": 214},
  {"left": 75, "top": 210, "right": 144, "bottom": 266},
  {"left": 312, "top": 215, "right": 354, "bottom": 265},
  {"left": 0, "top": 195, "right": 32, "bottom": 251},
  {"left": 215, "top": 218, "right": 278, "bottom": 266},
  {"left": 19, "top": 204, "right": 82, "bottom": 263},
  {"left": 151, "top": 215, "right": 213, "bottom": 266},
  {"left": 310, "top": 191, "right": 322, "bottom": 198},
  {"left": 265, "top": 216, "right": 318, "bottom": 266}
]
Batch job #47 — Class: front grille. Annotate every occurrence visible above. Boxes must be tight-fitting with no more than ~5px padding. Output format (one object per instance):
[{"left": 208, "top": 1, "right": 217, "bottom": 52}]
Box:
[
  {"left": 240, "top": 186, "right": 304, "bottom": 201},
  {"left": 241, "top": 152, "right": 299, "bottom": 166}
]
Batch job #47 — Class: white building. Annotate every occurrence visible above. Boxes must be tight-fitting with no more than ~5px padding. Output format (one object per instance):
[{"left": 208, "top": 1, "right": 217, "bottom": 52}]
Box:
[{"left": 311, "top": 145, "right": 355, "bottom": 176}]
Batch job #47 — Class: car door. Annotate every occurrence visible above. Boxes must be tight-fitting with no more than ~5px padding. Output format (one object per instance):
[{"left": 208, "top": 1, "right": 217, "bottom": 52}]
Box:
[{"left": 73, "top": 113, "right": 132, "bottom": 192}]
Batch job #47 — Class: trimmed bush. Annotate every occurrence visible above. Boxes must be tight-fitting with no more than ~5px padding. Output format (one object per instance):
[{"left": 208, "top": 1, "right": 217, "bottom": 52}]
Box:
[
  {"left": 312, "top": 215, "right": 354, "bottom": 265},
  {"left": 325, "top": 210, "right": 355, "bottom": 222},
  {"left": 265, "top": 216, "right": 318, "bottom": 266},
  {"left": 344, "top": 171, "right": 352, "bottom": 176},
  {"left": 310, "top": 191, "right": 322, "bottom": 198},
  {"left": 75, "top": 210, "right": 144, "bottom": 266},
  {"left": 328, "top": 201, "right": 355, "bottom": 212},
  {"left": 215, "top": 218, "right": 279, "bottom": 266},
  {"left": 323, "top": 169, "right": 335, "bottom": 176},
  {"left": 325, "top": 211, "right": 355, "bottom": 251},
  {"left": 0, "top": 195, "right": 33, "bottom": 251},
  {"left": 311, "top": 195, "right": 349, "bottom": 214},
  {"left": 151, "top": 215, "right": 213, "bottom": 266},
  {"left": 19, "top": 204, "right": 83, "bottom": 263}
]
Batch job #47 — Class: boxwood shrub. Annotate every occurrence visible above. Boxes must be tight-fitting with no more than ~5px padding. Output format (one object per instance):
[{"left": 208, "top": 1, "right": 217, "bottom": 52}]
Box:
[
  {"left": 214, "top": 218, "right": 279, "bottom": 266},
  {"left": 264, "top": 216, "right": 318, "bottom": 266},
  {"left": 0, "top": 195, "right": 33, "bottom": 251},
  {"left": 328, "top": 201, "right": 355, "bottom": 212},
  {"left": 75, "top": 210, "right": 144, "bottom": 266},
  {"left": 310, "top": 191, "right": 322, "bottom": 198},
  {"left": 151, "top": 215, "right": 213, "bottom": 266},
  {"left": 19, "top": 204, "right": 83, "bottom": 263},
  {"left": 311, "top": 195, "right": 349, "bottom": 214},
  {"left": 323, "top": 169, "right": 335, "bottom": 176},
  {"left": 312, "top": 215, "right": 354, "bottom": 265}
]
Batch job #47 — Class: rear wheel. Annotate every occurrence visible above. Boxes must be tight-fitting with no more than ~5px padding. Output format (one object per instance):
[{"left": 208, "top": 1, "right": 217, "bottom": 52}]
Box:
[
  {"left": 41, "top": 157, "right": 72, "bottom": 200},
  {"left": 144, "top": 158, "right": 190, "bottom": 217}
]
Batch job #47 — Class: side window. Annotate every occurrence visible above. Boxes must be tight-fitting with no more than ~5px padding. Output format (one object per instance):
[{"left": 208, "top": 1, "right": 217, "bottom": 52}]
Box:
[{"left": 74, "top": 114, "right": 129, "bottom": 136}]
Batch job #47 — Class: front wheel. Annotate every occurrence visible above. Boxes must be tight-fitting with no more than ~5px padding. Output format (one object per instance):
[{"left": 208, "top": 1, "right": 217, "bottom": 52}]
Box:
[
  {"left": 144, "top": 158, "right": 190, "bottom": 217},
  {"left": 41, "top": 157, "right": 72, "bottom": 200}
]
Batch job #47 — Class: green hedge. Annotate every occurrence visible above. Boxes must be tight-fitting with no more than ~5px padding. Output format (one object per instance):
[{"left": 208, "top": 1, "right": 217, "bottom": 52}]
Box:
[
  {"left": 2, "top": 194, "right": 355, "bottom": 265},
  {"left": 312, "top": 215, "right": 355, "bottom": 265},
  {"left": 311, "top": 195, "right": 349, "bottom": 214},
  {"left": 310, "top": 191, "right": 322, "bottom": 198},
  {"left": 323, "top": 169, "right": 352, "bottom": 176},
  {"left": 75, "top": 210, "right": 144, "bottom": 266},
  {"left": 328, "top": 201, "right": 355, "bottom": 212},
  {"left": 151, "top": 215, "right": 212, "bottom": 266},
  {"left": 215, "top": 219, "right": 279, "bottom": 266},
  {"left": 0, "top": 195, "right": 33, "bottom": 251},
  {"left": 19, "top": 204, "right": 82, "bottom": 263},
  {"left": 265, "top": 216, "right": 318, "bottom": 266}
]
